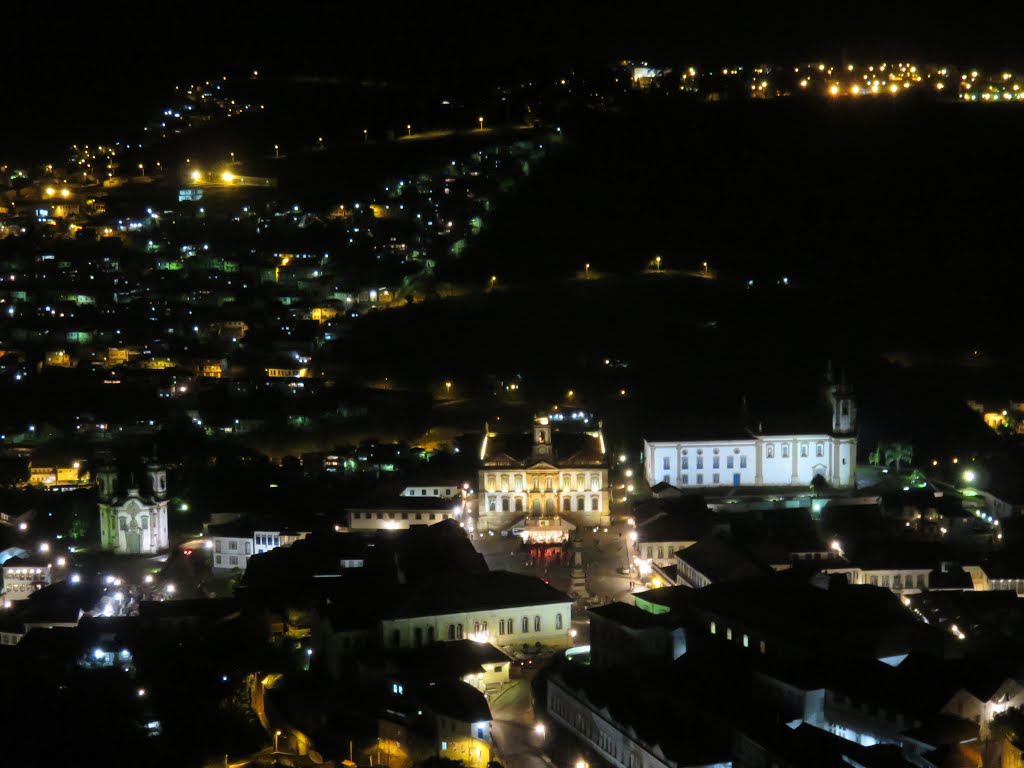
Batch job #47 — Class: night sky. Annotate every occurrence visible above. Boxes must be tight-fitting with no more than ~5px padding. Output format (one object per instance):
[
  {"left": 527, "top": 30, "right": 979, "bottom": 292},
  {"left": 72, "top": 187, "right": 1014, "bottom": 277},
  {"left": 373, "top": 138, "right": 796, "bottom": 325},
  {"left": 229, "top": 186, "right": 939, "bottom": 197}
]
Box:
[{"left": 6, "top": 2, "right": 1024, "bottom": 154}]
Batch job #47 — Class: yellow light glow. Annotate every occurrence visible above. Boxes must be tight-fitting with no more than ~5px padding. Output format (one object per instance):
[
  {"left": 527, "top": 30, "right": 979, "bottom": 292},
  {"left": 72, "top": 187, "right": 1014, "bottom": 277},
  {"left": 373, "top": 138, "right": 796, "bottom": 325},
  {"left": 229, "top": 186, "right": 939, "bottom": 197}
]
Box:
[
  {"left": 45, "top": 187, "right": 55, "bottom": 196},
  {"left": 829, "top": 85, "right": 840, "bottom": 96},
  {"left": 191, "top": 170, "right": 201, "bottom": 182},
  {"left": 222, "top": 171, "right": 235, "bottom": 183},
  {"left": 60, "top": 189, "right": 70, "bottom": 198},
  {"left": 850, "top": 85, "right": 860, "bottom": 95},
  {"left": 799, "top": 79, "right": 808, "bottom": 88},
  {"left": 889, "top": 84, "right": 898, "bottom": 94}
]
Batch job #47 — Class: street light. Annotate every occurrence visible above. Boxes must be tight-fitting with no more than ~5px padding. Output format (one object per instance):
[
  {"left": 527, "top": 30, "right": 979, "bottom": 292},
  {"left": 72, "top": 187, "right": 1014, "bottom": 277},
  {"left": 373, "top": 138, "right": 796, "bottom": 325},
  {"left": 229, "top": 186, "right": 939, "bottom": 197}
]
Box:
[
  {"left": 138, "top": 163, "right": 145, "bottom": 177},
  {"left": 963, "top": 469, "right": 976, "bottom": 484},
  {"left": 534, "top": 723, "right": 546, "bottom": 737},
  {"left": 274, "top": 144, "right": 280, "bottom": 158},
  {"left": 274, "top": 730, "right": 282, "bottom": 752},
  {"left": 655, "top": 255, "right": 662, "bottom": 272},
  {"left": 478, "top": 116, "right": 484, "bottom": 130},
  {"left": 445, "top": 381, "right": 452, "bottom": 396},
  {"left": 703, "top": 261, "right": 709, "bottom": 275},
  {"left": 406, "top": 124, "right": 412, "bottom": 136},
  {"left": 584, "top": 263, "right": 590, "bottom": 278}
]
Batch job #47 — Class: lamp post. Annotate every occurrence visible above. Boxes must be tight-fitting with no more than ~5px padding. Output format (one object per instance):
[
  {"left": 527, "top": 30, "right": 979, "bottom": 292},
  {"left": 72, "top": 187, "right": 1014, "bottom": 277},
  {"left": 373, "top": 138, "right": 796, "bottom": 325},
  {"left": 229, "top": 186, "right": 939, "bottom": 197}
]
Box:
[
  {"left": 703, "top": 261, "right": 709, "bottom": 275},
  {"left": 584, "top": 263, "right": 590, "bottom": 278},
  {"left": 274, "top": 730, "right": 282, "bottom": 753},
  {"left": 138, "top": 163, "right": 145, "bottom": 177},
  {"left": 274, "top": 144, "right": 279, "bottom": 158},
  {"left": 406, "top": 124, "right": 412, "bottom": 137},
  {"left": 478, "top": 116, "right": 484, "bottom": 130}
]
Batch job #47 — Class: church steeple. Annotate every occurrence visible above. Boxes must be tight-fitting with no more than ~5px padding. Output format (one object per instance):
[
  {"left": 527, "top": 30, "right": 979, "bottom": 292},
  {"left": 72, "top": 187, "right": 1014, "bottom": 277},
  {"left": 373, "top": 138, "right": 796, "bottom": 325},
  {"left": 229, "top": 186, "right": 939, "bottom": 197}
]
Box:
[{"left": 531, "top": 414, "right": 552, "bottom": 459}]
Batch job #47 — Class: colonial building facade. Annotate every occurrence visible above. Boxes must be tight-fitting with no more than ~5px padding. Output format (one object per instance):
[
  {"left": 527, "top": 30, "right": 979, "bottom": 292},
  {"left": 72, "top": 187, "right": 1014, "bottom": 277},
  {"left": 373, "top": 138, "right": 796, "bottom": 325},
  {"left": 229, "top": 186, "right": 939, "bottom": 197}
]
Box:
[
  {"left": 478, "top": 414, "right": 609, "bottom": 531},
  {"left": 98, "top": 463, "right": 170, "bottom": 555},
  {"left": 644, "top": 377, "right": 857, "bottom": 491}
]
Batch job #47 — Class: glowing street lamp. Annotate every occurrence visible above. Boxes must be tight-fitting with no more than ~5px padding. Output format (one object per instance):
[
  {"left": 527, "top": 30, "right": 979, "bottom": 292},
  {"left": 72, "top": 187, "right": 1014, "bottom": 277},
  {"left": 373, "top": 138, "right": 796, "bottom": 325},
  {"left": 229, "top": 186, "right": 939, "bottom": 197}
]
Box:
[
  {"left": 191, "top": 169, "right": 202, "bottom": 183},
  {"left": 406, "top": 124, "right": 412, "bottom": 137},
  {"left": 274, "top": 144, "right": 280, "bottom": 158},
  {"left": 222, "top": 171, "right": 235, "bottom": 183},
  {"left": 962, "top": 469, "right": 976, "bottom": 484},
  {"left": 584, "top": 262, "right": 590, "bottom": 278},
  {"left": 478, "top": 116, "right": 484, "bottom": 130},
  {"left": 445, "top": 381, "right": 453, "bottom": 396},
  {"left": 274, "top": 730, "right": 282, "bottom": 752},
  {"left": 655, "top": 255, "right": 662, "bottom": 272}
]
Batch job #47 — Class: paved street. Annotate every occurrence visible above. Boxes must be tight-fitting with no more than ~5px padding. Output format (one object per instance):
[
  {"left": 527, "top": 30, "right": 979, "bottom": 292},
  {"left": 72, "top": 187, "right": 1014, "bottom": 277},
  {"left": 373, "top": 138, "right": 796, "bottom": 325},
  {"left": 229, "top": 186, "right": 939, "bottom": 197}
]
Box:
[{"left": 490, "top": 676, "right": 550, "bottom": 768}]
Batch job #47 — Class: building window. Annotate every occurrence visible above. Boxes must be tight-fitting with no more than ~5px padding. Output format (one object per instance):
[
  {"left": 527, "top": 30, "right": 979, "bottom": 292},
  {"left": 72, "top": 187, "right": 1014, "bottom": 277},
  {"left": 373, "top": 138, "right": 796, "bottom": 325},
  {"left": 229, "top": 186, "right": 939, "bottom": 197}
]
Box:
[
  {"left": 515, "top": 476, "right": 523, "bottom": 491},
  {"left": 486, "top": 476, "right": 495, "bottom": 492},
  {"left": 245, "top": 542, "right": 251, "bottom": 554},
  {"left": 474, "top": 622, "right": 480, "bottom": 634},
  {"left": 726, "top": 627, "right": 733, "bottom": 641},
  {"left": 534, "top": 615, "right": 541, "bottom": 632},
  {"left": 663, "top": 474, "right": 670, "bottom": 483},
  {"left": 456, "top": 624, "right": 464, "bottom": 639},
  {"left": 696, "top": 474, "right": 703, "bottom": 484},
  {"left": 229, "top": 540, "right": 237, "bottom": 551},
  {"left": 481, "top": 621, "right": 487, "bottom": 633},
  {"left": 556, "top": 613, "right": 563, "bottom": 630},
  {"left": 726, "top": 456, "right": 734, "bottom": 469},
  {"left": 591, "top": 496, "right": 599, "bottom": 511},
  {"left": 119, "top": 517, "right": 127, "bottom": 531},
  {"left": 215, "top": 540, "right": 222, "bottom": 553},
  {"left": 800, "top": 444, "right": 808, "bottom": 458},
  {"left": 710, "top": 621, "right": 716, "bottom": 634},
  {"left": 712, "top": 473, "right": 719, "bottom": 484},
  {"left": 760, "top": 640, "right": 766, "bottom": 654},
  {"left": 488, "top": 497, "right": 496, "bottom": 512},
  {"left": 740, "top": 455, "right": 747, "bottom": 469},
  {"left": 502, "top": 497, "right": 510, "bottom": 512},
  {"left": 522, "top": 616, "right": 529, "bottom": 633},
  {"left": 515, "top": 498, "right": 524, "bottom": 512},
  {"left": 229, "top": 556, "right": 238, "bottom": 566},
  {"left": 662, "top": 457, "right": 670, "bottom": 470},
  {"left": 743, "top": 633, "right": 749, "bottom": 648},
  {"left": 712, "top": 456, "right": 720, "bottom": 469},
  {"left": 767, "top": 445, "right": 775, "bottom": 458},
  {"left": 681, "top": 457, "right": 688, "bottom": 470},
  {"left": 501, "top": 475, "right": 509, "bottom": 492},
  {"left": 563, "top": 497, "right": 571, "bottom": 512},
  {"left": 681, "top": 474, "right": 688, "bottom": 485},
  {"left": 782, "top": 444, "right": 790, "bottom": 458},
  {"left": 816, "top": 442, "right": 824, "bottom": 457},
  {"left": 448, "top": 624, "right": 456, "bottom": 640},
  {"left": 696, "top": 457, "right": 704, "bottom": 470},
  {"left": 577, "top": 496, "right": 585, "bottom": 512},
  {"left": 499, "top": 619, "right": 505, "bottom": 635}
]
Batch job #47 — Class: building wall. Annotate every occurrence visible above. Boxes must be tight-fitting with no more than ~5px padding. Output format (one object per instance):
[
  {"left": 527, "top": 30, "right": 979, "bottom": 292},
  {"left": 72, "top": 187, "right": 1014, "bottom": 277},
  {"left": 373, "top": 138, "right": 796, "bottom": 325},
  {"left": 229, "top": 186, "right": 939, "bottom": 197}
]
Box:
[
  {"left": 1, "top": 564, "right": 51, "bottom": 601},
  {"left": 402, "top": 485, "right": 460, "bottom": 498},
  {"left": 645, "top": 435, "right": 856, "bottom": 490},
  {"left": 438, "top": 717, "right": 491, "bottom": 768},
  {"left": 213, "top": 535, "right": 252, "bottom": 569},
  {"left": 478, "top": 468, "right": 609, "bottom": 529},
  {"left": 99, "top": 498, "right": 168, "bottom": 554},
  {"left": 380, "top": 602, "right": 572, "bottom": 651},
  {"left": 347, "top": 509, "right": 455, "bottom": 531}
]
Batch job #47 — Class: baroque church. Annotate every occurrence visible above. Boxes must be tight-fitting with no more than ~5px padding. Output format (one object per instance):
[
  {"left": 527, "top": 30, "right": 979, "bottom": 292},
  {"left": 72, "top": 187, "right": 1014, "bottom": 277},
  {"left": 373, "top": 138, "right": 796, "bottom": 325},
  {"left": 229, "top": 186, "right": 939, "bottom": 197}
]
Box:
[{"left": 98, "top": 462, "right": 170, "bottom": 555}]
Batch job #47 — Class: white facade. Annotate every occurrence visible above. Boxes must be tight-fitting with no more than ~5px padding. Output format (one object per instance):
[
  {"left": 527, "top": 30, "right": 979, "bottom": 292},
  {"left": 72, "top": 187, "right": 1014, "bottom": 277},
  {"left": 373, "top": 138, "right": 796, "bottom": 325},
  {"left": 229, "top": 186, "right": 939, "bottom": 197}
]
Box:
[
  {"left": 645, "top": 434, "right": 855, "bottom": 490},
  {"left": 213, "top": 535, "right": 252, "bottom": 570},
  {"left": 98, "top": 465, "right": 170, "bottom": 555},
  {"left": 644, "top": 379, "right": 856, "bottom": 491},
  {"left": 402, "top": 484, "right": 462, "bottom": 498},
  {"left": 1, "top": 562, "right": 52, "bottom": 602},
  {"left": 347, "top": 508, "right": 456, "bottom": 531},
  {"left": 380, "top": 601, "right": 572, "bottom": 651}
]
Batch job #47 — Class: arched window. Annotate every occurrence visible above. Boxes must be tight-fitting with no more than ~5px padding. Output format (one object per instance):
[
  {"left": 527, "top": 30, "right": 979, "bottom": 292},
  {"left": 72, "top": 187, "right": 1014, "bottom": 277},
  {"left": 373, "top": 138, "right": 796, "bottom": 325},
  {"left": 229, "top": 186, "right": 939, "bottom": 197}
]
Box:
[
  {"left": 555, "top": 613, "right": 563, "bottom": 630},
  {"left": 591, "top": 496, "right": 599, "bottom": 511},
  {"left": 427, "top": 626, "right": 435, "bottom": 643},
  {"left": 473, "top": 622, "right": 480, "bottom": 635},
  {"left": 563, "top": 497, "right": 571, "bottom": 512},
  {"left": 447, "top": 624, "right": 456, "bottom": 641},
  {"left": 800, "top": 444, "right": 808, "bottom": 458},
  {"left": 456, "top": 623, "right": 464, "bottom": 640},
  {"left": 545, "top": 498, "right": 555, "bottom": 514},
  {"left": 499, "top": 619, "right": 505, "bottom": 635},
  {"left": 766, "top": 444, "right": 775, "bottom": 458},
  {"left": 515, "top": 498, "right": 524, "bottom": 512},
  {"left": 521, "top": 616, "right": 529, "bottom": 633},
  {"left": 534, "top": 615, "right": 541, "bottom": 632}
]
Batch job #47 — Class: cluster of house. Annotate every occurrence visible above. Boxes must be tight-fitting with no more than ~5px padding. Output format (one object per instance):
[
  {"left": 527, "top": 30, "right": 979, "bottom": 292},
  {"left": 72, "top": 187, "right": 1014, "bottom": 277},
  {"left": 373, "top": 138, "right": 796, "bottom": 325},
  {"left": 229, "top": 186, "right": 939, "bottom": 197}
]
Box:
[
  {"left": 235, "top": 519, "right": 574, "bottom": 767},
  {"left": 548, "top": 566, "right": 1024, "bottom": 768}
]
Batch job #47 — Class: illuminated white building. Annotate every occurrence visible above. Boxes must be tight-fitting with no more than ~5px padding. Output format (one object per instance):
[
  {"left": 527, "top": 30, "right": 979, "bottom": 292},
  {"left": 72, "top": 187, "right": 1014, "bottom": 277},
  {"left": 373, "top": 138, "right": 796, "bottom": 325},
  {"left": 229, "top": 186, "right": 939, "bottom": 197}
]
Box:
[
  {"left": 478, "top": 414, "right": 609, "bottom": 532},
  {"left": 97, "top": 464, "right": 170, "bottom": 555},
  {"left": 644, "top": 376, "right": 856, "bottom": 491}
]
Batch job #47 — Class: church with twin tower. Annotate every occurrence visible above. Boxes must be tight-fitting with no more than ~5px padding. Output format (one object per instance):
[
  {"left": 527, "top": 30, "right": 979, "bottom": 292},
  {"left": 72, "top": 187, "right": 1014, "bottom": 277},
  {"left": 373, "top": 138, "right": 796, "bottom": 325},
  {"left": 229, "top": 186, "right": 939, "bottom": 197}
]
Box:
[{"left": 97, "top": 463, "right": 170, "bottom": 555}]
